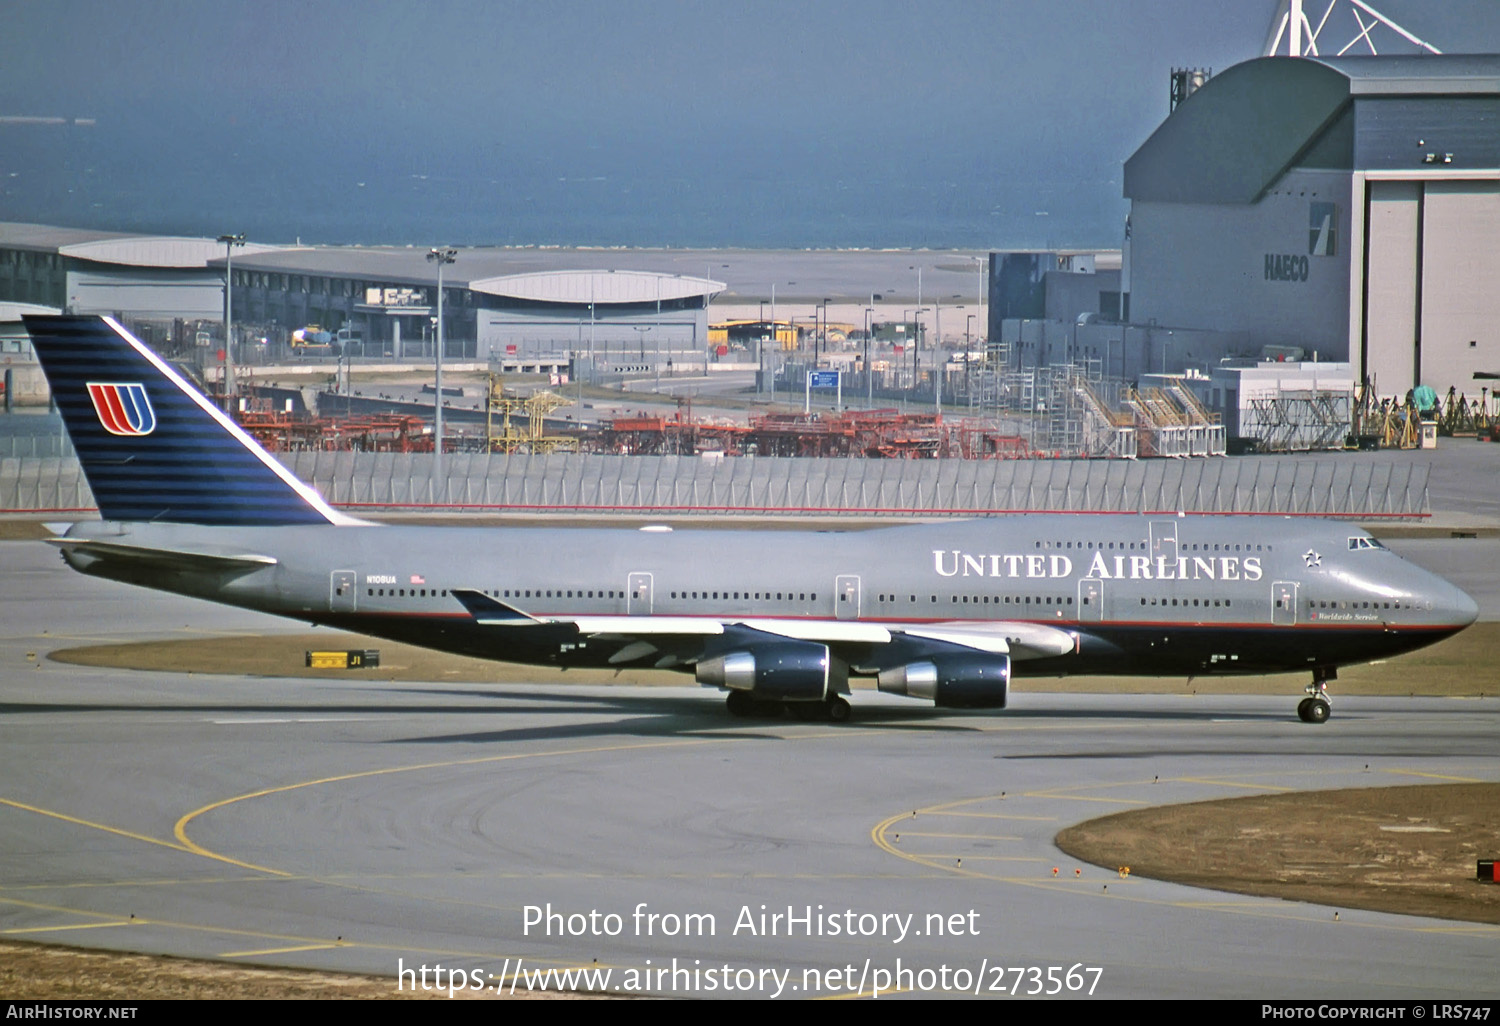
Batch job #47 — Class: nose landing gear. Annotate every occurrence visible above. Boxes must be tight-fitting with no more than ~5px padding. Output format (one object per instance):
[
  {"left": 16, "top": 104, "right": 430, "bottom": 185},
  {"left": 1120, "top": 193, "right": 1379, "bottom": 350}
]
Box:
[{"left": 1298, "top": 668, "right": 1335, "bottom": 724}]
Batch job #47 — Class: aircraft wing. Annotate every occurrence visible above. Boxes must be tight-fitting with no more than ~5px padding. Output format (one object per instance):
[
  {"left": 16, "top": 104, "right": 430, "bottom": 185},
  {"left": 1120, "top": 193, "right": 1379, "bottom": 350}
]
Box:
[
  {"left": 48, "top": 537, "right": 278, "bottom": 576},
  {"left": 450, "top": 589, "right": 1076, "bottom": 665},
  {"left": 901, "top": 622, "right": 1079, "bottom": 659}
]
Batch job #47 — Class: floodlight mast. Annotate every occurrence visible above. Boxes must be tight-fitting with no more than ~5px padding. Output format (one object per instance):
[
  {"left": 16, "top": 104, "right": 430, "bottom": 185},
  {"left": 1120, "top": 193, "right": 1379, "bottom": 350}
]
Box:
[{"left": 217, "top": 233, "right": 245, "bottom": 401}]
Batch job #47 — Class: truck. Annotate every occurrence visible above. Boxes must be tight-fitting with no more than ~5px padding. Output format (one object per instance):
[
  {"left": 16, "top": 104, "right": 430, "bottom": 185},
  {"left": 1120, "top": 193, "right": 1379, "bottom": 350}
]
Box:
[{"left": 290, "top": 325, "right": 361, "bottom": 355}]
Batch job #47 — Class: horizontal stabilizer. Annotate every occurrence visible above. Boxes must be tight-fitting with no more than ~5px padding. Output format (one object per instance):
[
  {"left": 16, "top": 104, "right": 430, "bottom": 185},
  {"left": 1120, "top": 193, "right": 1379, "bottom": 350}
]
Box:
[{"left": 49, "top": 538, "right": 277, "bottom": 576}]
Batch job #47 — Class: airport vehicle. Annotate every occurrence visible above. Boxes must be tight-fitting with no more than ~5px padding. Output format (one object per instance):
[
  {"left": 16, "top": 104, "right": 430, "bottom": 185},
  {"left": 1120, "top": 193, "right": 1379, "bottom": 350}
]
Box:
[
  {"left": 23, "top": 316, "right": 1479, "bottom": 723},
  {"left": 290, "top": 325, "right": 359, "bottom": 354}
]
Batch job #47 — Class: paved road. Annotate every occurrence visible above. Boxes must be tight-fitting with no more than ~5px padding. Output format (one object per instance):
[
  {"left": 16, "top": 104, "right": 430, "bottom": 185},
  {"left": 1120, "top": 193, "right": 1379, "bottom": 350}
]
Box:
[{"left": 2, "top": 541, "right": 1498, "bottom": 999}]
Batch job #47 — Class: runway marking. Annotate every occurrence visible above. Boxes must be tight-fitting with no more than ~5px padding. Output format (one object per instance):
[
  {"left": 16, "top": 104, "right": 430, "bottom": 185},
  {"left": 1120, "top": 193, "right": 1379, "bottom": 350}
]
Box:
[
  {"left": 208, "top": 717, "right": 373, "bottom": 724},
  {"left": 915, "top": 811, "right": 1057, "bottom": 821},
  {"left": 1382, "top": 769, "right": 1485, "bottom": 783},
  {"left": 1020, "top": 793, "right": 1148, "bottom": 805},
  {"left": 3, "top": 921, "right": 137, "bottom": 935},
  {"left": 0, "top": 893, "right": 599, "bottom": 968},
  {"left": 891, "top": 831, "right": 1022, "bottom": 841},
  {"left": 0, "top": 797, "right": 192, "bottom": 855},
  {"left": 218, "top": 943, "right": 341, "bottom": 958},
  {"left": 0, "top": 875, "right": 279, "bottom": 893},
  {"left": 1412, "top": 924, "right": 1500, "bottom": 936},
  {"left": 872, "top": 786, "right": 1500, "bottom": 938},
  {"left": 173, "top": 732, "right": 854, "bottom": 879},
  {"left": 1174, "top": 777, "right": 1297, "bottom": 792},
  {"left": 895, "top": 854, "right": 1043, "bottom": 863}
]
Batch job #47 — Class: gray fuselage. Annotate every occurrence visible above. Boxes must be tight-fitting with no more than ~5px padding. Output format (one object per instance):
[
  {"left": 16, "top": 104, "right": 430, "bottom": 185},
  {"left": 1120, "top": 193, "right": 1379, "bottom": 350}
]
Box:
[{"left": 58, "top": 513, "right": 1478, "bottom": 681}]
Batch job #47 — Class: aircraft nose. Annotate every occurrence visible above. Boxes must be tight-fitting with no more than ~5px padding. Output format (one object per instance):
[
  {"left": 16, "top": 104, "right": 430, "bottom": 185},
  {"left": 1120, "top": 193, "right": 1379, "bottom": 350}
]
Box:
[
  {"left": 1428, "top": 573, "right": 1480, "bottom": 628},
  {"left": 1449, "top": 584, "right": 1480, "bottom": 627}
]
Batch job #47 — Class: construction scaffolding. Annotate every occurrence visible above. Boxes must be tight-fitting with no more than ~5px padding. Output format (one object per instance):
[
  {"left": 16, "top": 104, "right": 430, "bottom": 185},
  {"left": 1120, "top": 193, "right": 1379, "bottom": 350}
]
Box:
[
  {"left": 237, "top": 411, "right": 433, "bottom": 452},
  {"left": 1244, "top": 389, "right": 1352, "bottom": 452},
  {"left": 1161, "top": 378, "right": 1227, "bottom": 456},
  {"left": 1124, "top": 388, "right": 1189, "bottom": 457},
  {"left": 1073, "top": 378, "right": 1138, "bottom": 459}
]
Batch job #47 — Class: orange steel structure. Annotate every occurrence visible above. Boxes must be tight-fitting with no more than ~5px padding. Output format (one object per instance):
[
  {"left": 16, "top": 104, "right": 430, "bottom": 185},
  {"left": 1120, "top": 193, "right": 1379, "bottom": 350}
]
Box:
[{"left": 587, "top": 408, "right": 1040, "bottom": 460}]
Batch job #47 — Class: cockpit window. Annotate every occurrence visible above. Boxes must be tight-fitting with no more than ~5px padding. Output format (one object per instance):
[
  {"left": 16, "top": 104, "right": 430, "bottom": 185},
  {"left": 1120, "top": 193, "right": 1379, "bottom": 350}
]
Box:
[{"left": 1347, "top": 536, "right": 1386, "bottom": 551}]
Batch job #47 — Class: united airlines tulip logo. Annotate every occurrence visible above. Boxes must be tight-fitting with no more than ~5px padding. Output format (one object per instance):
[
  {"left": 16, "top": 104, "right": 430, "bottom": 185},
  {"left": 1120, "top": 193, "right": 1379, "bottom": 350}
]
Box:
[{"left": 87, "top": 382, "right": 157, "bottom": 436}]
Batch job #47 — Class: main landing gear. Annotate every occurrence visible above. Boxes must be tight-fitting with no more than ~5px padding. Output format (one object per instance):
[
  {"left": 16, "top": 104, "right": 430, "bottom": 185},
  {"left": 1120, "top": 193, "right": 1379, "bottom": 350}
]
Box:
[
  {"left": 725, "top": 691, "right": 851, "bottom": 722},
  {"left": 1297, "top": 668, "right": 1335, "bottom": 724}
]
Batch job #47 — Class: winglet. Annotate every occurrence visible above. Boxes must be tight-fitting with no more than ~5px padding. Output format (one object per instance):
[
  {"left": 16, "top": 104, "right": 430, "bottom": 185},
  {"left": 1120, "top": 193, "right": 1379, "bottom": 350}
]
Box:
[{"left": 451, "top": 588, "right": 539, "bottom": 624}]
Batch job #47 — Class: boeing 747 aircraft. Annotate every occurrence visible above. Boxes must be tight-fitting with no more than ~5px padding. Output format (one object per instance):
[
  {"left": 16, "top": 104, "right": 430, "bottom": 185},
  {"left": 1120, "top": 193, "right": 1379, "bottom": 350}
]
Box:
[{"left": 24, "top": 316, "right": 1478, "bottom": 723}]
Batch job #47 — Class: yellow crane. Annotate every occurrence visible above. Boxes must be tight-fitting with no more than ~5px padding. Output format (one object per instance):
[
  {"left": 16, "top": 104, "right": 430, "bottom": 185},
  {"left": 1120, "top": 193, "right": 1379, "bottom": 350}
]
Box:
[{"left": 485, "top": 373, "right": 578, "bottom": 454}]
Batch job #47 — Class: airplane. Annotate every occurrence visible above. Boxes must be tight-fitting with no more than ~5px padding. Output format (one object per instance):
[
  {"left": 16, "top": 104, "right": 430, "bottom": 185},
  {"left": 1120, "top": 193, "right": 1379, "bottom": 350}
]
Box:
[{"left": 22, "top": 315, "right": 1479, "bottom": 724}]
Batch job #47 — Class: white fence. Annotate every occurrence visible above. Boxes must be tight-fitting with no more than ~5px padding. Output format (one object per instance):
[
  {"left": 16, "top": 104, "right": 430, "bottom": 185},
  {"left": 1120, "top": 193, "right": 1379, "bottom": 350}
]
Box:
[{"left": 2, "top": 451, "right": 1429, "bottom": 518}]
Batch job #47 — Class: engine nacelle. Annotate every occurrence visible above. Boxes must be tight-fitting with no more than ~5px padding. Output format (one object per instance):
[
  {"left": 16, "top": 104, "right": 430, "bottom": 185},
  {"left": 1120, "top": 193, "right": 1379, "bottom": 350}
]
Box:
[
  {"left": 877, "top": 653, "right": 1011, "bottom": 709},
  {"left": 697, "top": 641, "right": 832, "bottom": 701}
]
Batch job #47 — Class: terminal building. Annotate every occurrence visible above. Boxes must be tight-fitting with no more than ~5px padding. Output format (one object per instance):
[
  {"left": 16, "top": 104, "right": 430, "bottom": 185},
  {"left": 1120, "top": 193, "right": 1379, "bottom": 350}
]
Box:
[
  {"left": 0, "top": 222, "right": 723, "bottom": 372},
  {"left": 219, "top": 247, "right": 722, "bottom": 369},
  {"left": 0, "top": 221, "right": 278, "bottom": 319},
  {"left": 1122, "top": 54, "right": 1500, "bottom": 398}
]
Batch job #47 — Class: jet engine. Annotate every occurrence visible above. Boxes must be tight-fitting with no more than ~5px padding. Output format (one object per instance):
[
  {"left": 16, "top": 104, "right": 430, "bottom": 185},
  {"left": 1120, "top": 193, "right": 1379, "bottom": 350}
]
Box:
[
  {"left": 696, "top": 641, "right": 834, "bottom": 701},
  {"left": 877, "top": 653, "right": 1011, "bottom": 709}
]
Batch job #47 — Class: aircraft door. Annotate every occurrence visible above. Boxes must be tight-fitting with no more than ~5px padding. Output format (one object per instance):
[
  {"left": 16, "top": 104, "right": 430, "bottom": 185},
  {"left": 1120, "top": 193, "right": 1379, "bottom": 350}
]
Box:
[
  {"left": 1078, "top": 577, "right": 1103, "bottom": 623},
  {"left": 627, "top": 572, "right": 653, "bottom": 615},
  {"left": 835, "top": 574, "right": 861, "bottom": 620},
  {"left": 1150, "top": 521, "right": 1178, "bottom": 562},
  {"left": 330, "top": 570, "right": 357, "bottom": 613},
  {"left": 1272, "top": 580, "right": 1298, "bottom": 626}
]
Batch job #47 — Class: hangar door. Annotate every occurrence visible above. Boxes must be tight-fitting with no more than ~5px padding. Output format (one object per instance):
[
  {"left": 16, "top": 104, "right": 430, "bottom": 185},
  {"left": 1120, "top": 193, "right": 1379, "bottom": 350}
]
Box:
[
  {"left": 1362, "top": 180, "right": 1420, "bottom": 396},
  {"left": 1362, "top": 179, "right": 1500, "bottom": 397},
  {"left": 1418, "top": 182, "right": 1500, "bottom": 391}
]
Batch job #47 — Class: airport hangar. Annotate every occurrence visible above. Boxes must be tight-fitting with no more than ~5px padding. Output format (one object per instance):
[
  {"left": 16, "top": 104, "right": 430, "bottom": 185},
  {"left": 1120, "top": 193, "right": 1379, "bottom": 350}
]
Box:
[
  {"left": 0, "top": 222, "right": 724, "bottom": 372},
  {"left": 1120, "top": 54, "right": 1500, "bottom": 399}
]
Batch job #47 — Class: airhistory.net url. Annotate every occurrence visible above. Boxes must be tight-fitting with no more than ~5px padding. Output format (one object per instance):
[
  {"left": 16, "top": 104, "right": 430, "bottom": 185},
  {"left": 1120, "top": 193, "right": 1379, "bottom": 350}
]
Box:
[{"left": 396, "top": 957, "right": 1103, "bottom": 998}]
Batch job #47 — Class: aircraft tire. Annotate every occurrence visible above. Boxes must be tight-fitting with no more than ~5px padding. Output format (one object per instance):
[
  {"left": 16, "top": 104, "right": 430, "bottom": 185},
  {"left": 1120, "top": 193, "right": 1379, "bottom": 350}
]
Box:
[
  {"left": 1303, "top": 698, "right": 1330, "bottom": 724},
  {"left": 726, "top": 691, "right": 755, "bottom": 717},
  {"left": 1297, "top": 698, "right": 1313, "bottom": 722},
  {"left": 825, "top": 696, "right": 852, "bottom": 722}
]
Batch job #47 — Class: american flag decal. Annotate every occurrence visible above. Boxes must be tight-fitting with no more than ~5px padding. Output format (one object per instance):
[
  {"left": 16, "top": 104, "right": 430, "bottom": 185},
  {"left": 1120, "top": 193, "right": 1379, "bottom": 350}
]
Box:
[{"left": 87, "top": 382, "right": 157, "bottom": 436}]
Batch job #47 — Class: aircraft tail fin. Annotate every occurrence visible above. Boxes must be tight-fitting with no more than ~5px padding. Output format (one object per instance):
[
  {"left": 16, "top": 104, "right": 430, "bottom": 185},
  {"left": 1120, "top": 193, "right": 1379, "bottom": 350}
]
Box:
[{"left": 24, "top": 315, "right": 346, "bottom": 526}]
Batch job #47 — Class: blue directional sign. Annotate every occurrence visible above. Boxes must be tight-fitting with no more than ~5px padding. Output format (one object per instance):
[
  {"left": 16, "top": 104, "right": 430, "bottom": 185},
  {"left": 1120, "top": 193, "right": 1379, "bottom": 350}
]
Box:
[{"left": 810, "top": 370, "right": 840, "bottom": 389}]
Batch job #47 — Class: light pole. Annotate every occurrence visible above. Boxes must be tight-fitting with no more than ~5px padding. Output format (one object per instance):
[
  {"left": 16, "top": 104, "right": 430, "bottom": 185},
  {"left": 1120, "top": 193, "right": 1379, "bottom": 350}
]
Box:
[
  {"left": 910, "top": 264, "right": 923, "bottom": 384},
  {"left": 217, "top": 233, "right": 245, "bottom": 402},
  {"left": 902, "top": 309, "right": 915, "bottom": 391},
  {"left": 966, "top": 314, "right": 976, "bottom": 409},
  {"left": 863, "top": 305, "right": 873, "bottom": 404},
  {"left": 427, "top": 247, "right": 456, "bottom": 500},
  {"left": 816, "top": 299, "right": 830, "bottom": 366},
  {"left": 907, "top": 307, "right": 928, "bottom": 399}
]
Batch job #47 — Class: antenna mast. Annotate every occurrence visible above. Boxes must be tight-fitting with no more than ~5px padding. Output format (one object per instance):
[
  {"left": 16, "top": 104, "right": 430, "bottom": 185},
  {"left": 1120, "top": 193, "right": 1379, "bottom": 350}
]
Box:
[{"left": 1265, "top": 0, "right": 1442, "bottom": 57}]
